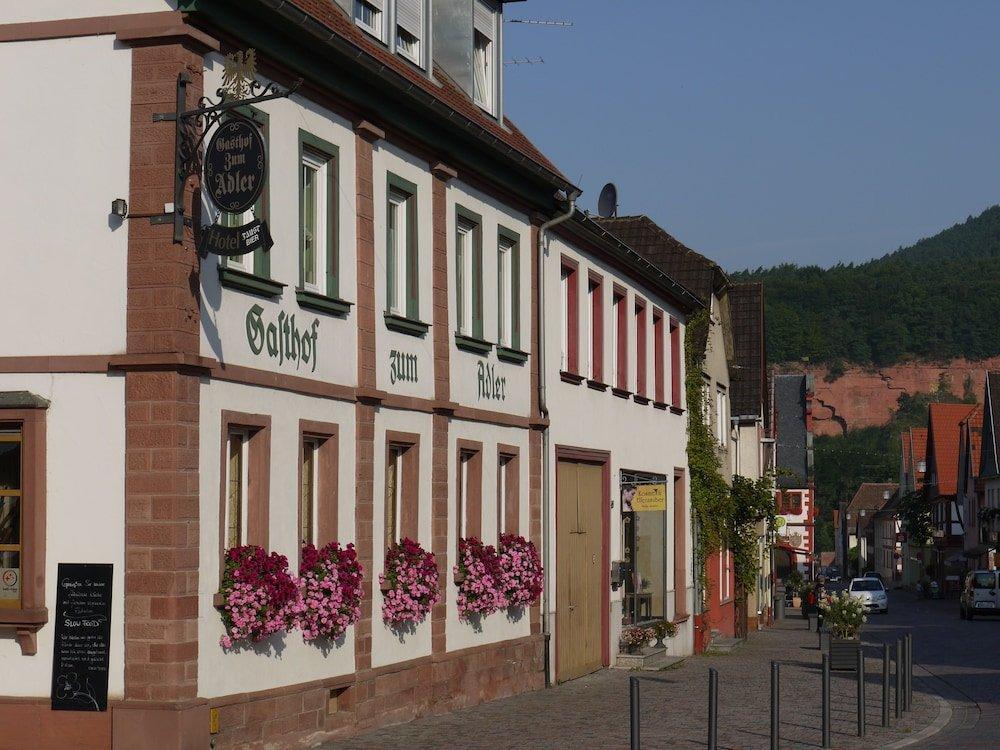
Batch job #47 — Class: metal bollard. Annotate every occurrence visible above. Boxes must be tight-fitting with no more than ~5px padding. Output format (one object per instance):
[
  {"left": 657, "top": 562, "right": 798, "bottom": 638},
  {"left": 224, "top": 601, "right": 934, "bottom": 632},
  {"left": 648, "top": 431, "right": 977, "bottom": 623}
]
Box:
[
  {"left": 895, "top": 639, "right": 902, "bottom": 720},
  {"left": 630, "top": 675, "right": 641, "bottom": 750},
  {"left": 906, "top": 633, "right": 913, "bottom": 710},
  {"left": 882, "top": 642, "right": 890, "bottom": 727},
  {"left": 899, "top": 637, "right": 908, "bottom": 714},
  {"left": 708, "top": 668, "right": 718, "bottom": 750},
  {"left": 857, "top": 645, "right": 866, "bottom": 737},
  {"left": 822, "top": 653, "right": 831, "bottom": 748},
  {"left": 771, "top": 661, "right": 780, "bottom": 750}
]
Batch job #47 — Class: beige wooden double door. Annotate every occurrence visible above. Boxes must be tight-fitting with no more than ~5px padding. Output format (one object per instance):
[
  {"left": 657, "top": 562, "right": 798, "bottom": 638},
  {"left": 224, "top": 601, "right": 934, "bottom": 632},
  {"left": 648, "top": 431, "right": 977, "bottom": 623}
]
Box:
[{"left": 556, "top": 460, "right": 604, "bottom": 682}]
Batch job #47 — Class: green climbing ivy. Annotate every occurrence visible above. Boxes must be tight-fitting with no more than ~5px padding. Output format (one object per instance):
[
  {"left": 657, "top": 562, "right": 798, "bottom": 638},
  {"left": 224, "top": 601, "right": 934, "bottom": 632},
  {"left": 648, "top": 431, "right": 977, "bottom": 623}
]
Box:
[{"left": 686, "top": 309, "right": 776, "bottom": 604}]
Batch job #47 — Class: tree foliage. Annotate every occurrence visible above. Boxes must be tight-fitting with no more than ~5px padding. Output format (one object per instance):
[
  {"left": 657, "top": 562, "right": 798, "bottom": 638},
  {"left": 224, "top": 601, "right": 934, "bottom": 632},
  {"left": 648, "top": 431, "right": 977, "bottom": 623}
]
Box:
[
  {"left": 898, "top": 490, "right": 933, "bottom": 547},
  {"left": 734, "top": 205, "right": 1000, "bottom": 367}
]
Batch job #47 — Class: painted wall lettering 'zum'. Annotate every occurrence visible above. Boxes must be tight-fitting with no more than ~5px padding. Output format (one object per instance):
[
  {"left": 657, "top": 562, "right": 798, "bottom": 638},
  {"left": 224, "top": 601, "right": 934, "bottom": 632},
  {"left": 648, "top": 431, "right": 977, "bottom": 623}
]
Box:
[
  {"left": 245, "top": 304, "right": 319, "bottom": 372},
  {"left": 389, "top": 350, "right": 418, "bottom": 385}
]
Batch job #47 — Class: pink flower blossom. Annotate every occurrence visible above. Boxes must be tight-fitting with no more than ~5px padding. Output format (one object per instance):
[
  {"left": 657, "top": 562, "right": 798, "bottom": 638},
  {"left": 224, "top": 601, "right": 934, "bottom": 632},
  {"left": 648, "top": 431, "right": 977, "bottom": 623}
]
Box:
[
  {"left": 454, "top": 537, "right": 508, "bottom": 618},
  {"left": 292, "top": 542, "right": 364, "bottom": 642},
  {"left": 497, "top": 534, "right": 543, "bottom": 608},
  {"left": 218, "top": 545, "right": 298, "bottom": 648},
  {"left": 379, "top": 538, "right": 440, "bottom": 625}
]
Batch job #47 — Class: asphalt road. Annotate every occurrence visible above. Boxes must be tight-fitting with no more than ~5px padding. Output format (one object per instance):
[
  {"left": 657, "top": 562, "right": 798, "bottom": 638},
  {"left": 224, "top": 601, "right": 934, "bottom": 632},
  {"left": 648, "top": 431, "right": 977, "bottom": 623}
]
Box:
[{"left": 861, "top": 588, "right": 1000, "bottom": 749}]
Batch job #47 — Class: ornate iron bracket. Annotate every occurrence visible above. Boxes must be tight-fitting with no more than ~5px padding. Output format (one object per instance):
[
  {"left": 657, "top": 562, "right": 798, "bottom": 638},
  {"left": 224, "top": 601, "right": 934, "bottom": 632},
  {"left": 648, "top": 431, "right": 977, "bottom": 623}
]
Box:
[{"left": 151, "top": 71, "right": 302, "bottom": 244}]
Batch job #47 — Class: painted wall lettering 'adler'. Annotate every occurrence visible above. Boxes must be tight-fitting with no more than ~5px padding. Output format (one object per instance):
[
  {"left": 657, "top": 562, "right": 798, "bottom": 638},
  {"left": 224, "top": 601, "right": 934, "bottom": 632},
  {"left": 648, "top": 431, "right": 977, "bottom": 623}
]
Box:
[
  {"left": 477, "top": 361, "right": 507, "bottom": 401},
  {"left": 245, "top": 304, "right": 319, "bottom": 371}
]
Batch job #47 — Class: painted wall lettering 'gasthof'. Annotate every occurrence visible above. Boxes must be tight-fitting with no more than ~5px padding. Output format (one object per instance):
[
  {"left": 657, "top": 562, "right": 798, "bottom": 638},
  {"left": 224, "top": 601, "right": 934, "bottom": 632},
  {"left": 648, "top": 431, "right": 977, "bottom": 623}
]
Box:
[
  {"left": 389, "top": 350, "right": 418, "bottom": 385},
  {"left": 245, "top": 304, "right": 319, "bottom": 372},
  {"left": 477, "top": 361, "right": 507, "bottom": 401}
]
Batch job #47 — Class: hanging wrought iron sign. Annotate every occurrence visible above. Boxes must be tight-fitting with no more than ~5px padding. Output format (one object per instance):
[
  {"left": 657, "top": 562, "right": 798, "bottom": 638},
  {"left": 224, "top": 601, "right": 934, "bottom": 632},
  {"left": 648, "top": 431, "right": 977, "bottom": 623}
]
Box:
[{"left": 151, "top": 49, "right": 301, "bottom": 254}]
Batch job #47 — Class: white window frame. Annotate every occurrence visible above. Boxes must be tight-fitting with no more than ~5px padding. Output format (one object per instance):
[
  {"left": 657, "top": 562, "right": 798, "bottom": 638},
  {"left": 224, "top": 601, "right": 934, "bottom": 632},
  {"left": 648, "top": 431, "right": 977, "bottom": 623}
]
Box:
[
  {"left": 456, "top": 218, "right": 476, "bottom": 335},
  {"left": 560, "top": 268, "right": 571, "bottom": 371},
  {"left": 301, "top": 149, "right": 328, "bottom": 294},
  {"left": 716, "top": 386, "right": 728, "bottom": 448},
  {"left": 497, "top": 454, "right": 510, "bottom": 537},
  {"left": 354, "top": 0, "right": 385, "bottom": 42},
  {"left": 387, "top": 189, "right": 409, "bottom": 316},
  {"left": 459, "top": 450, "right": 472, "bottom": 540},
  {"left": 225, "top": 430, "right": 250, "bottom": 550},
  {"left": 472, "top": 0, "right": 499, "bottom": 115},
  {"left": 498, "top": 237, "right": 514, "bottom": 347}
]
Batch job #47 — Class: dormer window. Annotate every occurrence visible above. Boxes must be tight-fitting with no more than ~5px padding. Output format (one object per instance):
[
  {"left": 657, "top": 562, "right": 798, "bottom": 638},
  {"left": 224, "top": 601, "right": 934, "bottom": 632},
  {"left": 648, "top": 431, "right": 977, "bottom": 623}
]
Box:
[
  {"left": 473, "top": 0, "right": 499, "bottom": 114},
  {"left": 354, "top": 0, "right": 385, "bottom": 41},
  {"left": 395, "top": 0, "right": 423, "bottom": 66}
]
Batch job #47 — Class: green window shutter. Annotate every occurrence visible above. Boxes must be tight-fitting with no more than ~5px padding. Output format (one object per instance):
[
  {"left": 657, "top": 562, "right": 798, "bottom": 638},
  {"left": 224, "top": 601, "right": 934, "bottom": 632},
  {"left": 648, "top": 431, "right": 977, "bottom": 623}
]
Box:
[
  {"left": 456, "top": 227, "right": 465, "bottom": 332},
  {"left": 406, "top": 192, "right": 419, "bottom": 320},
  {"left": 386, "top": 186, "right": 396, "bottom": 312},
  {"left": 472, "top": 224, "right": 483, "bottom": 339},
  {"left": 326, "top": 149, "right": 339, "bottom": 300},
  {"left": 297, "top": 136, "right": 305, "bottom": 290}
]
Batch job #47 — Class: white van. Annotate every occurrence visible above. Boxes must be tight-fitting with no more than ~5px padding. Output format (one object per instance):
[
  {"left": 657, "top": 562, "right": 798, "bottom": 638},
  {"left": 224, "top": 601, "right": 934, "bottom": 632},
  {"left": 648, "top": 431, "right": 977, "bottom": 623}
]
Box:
[{"left": 960, "top": 570, "right": 999, "bottom": 619}]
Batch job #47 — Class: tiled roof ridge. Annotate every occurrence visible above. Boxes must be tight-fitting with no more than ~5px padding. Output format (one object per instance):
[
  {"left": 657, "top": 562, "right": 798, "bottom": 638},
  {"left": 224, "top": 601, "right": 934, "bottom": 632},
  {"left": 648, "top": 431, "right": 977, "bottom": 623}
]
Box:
[{"left": 597, "top": 214, "right": 720, "bottom": 268}]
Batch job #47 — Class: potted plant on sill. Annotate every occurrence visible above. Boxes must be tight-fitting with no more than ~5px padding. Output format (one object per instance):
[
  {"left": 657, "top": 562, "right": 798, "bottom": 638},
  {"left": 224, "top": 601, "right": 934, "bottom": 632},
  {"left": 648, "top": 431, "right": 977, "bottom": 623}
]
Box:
[
  {"left": 821, "top": 591, "right": 867, "bottom": 671},
  {"left": 650, "top": 619, "right": 677, "bottom": 649},
  {"left": 620, "top": 625, "right": 654, "bottom": 655}
]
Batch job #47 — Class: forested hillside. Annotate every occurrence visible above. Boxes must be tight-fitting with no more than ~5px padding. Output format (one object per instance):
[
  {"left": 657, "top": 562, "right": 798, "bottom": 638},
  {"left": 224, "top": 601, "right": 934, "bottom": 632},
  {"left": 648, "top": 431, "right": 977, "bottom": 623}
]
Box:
[{"left": 735, "top": 206, "right": 1000, "bottom": 367}]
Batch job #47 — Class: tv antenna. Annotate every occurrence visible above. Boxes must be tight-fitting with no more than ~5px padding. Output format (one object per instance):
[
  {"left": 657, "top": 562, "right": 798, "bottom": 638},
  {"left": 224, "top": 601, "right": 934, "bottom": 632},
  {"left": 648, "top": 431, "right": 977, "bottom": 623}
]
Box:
[
  {"left": 597, "top": 183, "right": 618, "bottom": 219},
  {"left": 505, "top": 18, "right": 573, "bottom": 27},
  {"left": 504, "top": 57, "right": 545, "bottom": 66}
]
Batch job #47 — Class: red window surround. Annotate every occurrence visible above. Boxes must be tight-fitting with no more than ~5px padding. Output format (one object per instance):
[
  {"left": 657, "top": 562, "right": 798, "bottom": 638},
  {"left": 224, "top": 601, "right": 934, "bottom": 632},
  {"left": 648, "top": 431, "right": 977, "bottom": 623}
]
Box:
[
  {"left": 561, "top": 257, "right": 579, "bottom": 376},
  {"left": 653, "top": 309, "right": 665, "bottom": 404},
  {"left": 634, "top": 298, "right": 647, "bottom": 398},
  {"left": 614, "top": 285, "right": 627, "bottom": 390},
  {"left": 669, "top": 317, "right": 682, "bottom": 407},
  {"left": 588, "top": 272, "right": 603, "bottom": 383}
]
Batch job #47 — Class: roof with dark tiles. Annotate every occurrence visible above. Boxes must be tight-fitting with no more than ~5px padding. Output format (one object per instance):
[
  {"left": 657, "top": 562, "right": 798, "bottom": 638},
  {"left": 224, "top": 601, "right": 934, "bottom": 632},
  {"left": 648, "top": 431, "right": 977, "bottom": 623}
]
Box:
[
  {"left": 285, "top": 0, "right": 569, "bottom": 184},
  {"left": 729, "top": 282, "right": 766, "bottom": 420},
  {"left": 591, "top": 215, "right": 730, "bottom": 306}
]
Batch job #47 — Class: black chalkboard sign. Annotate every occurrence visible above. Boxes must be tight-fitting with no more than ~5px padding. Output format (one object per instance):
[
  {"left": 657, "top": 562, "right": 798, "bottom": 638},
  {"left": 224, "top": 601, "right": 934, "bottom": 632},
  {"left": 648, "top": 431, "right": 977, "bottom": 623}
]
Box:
[{"left": 50, "top": 563, "right": 113, "bottom": 711}]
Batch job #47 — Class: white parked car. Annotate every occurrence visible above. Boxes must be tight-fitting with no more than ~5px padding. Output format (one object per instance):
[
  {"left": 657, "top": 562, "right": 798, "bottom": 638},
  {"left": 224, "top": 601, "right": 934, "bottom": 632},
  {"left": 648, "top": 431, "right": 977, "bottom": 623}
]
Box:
[{"left": 848, "top": 577, "right": 888, "bottom": 614}]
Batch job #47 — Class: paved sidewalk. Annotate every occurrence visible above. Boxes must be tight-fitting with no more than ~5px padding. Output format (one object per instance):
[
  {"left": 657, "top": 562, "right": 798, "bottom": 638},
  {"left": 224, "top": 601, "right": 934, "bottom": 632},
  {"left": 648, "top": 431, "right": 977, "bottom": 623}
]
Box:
[{"left": 324, "top": 617, "right": 943, "bottom": 749}]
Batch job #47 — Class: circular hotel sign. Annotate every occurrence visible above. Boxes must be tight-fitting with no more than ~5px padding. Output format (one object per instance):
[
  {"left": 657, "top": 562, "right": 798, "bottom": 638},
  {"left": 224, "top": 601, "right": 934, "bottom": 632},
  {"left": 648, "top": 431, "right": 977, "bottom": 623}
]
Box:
[{"left": 204, "top": 118, "right": 266, "bottom": 214}]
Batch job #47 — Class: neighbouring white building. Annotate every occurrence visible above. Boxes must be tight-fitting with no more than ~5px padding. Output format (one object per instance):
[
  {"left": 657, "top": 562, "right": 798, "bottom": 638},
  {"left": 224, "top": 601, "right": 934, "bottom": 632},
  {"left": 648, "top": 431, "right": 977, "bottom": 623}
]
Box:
[{"left": 0, "top": 2, "right": 704, "bottom": 748}]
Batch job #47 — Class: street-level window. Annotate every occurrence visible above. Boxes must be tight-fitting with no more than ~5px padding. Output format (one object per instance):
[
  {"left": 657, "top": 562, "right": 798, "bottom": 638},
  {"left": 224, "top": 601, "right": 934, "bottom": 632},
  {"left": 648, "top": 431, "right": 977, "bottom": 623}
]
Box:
[
  {"left": 354, "top": 0, "right": 385, "bottom": 41},
  {"left": 225, "top": 430, "right": 249, "bottom": 550},
  {"left": 385, "top": 435, "right": 419, "bottom": 549},
  {"left": 300, "top": 437, "right": 319, "bottom": 545},
  {"left": 456, "top": 444, "right": 483, "bottom": 543},
  {"left": 497, "top": 448, "right": 519, "bottom": 537},
  {"left": 0, "top": 426, "right": 22, "bottom": 609}
]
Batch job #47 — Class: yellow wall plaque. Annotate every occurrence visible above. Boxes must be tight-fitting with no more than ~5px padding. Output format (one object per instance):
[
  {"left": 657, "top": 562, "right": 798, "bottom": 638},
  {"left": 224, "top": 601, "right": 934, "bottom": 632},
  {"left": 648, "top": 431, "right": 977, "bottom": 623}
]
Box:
[{"left": 631, "top": 484, "right": 667, "bottom": 512}]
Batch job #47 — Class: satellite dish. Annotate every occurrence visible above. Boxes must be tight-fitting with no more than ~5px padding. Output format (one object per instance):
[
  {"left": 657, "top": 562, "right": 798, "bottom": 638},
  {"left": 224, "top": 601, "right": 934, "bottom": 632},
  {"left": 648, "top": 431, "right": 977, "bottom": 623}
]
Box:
[{"left": 597, "top": 182, "right": 618, "bottom": 218}]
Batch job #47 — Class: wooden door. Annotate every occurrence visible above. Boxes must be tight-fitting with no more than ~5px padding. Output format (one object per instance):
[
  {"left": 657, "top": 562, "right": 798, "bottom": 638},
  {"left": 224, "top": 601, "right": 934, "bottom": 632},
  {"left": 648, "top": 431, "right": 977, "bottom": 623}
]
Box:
[{"left": 556, "top": 460, "right": 604, "bottom": 682}]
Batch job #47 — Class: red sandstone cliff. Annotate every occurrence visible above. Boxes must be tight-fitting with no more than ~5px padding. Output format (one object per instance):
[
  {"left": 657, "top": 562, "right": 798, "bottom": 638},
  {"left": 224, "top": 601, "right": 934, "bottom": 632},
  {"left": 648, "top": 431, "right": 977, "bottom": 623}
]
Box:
[{"left": 787, "top": 359, "right": 1000, "bottom": 436}]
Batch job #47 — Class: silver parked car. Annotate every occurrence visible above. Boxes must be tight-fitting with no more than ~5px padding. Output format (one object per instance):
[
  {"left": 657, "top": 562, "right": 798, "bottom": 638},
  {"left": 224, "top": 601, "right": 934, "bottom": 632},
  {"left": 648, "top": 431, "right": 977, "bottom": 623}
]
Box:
[
  {"left": 960, "top": 570, "right": 1000, "bottom": 619},
  {"left": 848, "top": 577, "right": 888, "bottom": 614}
]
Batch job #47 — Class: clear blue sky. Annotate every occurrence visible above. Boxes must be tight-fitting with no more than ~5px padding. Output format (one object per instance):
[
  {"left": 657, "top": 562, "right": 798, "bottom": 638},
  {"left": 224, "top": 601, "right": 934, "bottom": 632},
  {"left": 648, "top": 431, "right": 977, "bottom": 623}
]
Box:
[{"left": 503, "top": 1, "right": 1000, "bottom": 271}]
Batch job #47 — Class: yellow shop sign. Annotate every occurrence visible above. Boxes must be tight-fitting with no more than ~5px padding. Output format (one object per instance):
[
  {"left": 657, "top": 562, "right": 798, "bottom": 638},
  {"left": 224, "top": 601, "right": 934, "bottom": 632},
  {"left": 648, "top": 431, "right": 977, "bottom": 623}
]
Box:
[{"left": 631, "top": 484, "right": 666, "bottom": 512}]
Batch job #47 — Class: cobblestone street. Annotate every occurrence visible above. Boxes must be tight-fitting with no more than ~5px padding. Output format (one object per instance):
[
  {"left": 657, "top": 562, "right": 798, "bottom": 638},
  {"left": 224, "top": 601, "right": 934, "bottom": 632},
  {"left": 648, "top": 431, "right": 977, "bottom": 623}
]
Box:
[{"left": 326, "top": 601, "right": 944, "bottom": 750}]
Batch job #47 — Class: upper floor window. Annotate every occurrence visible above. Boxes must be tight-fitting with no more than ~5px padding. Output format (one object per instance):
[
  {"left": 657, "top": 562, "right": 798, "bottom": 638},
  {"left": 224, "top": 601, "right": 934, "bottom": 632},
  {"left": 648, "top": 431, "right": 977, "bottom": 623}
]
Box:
[
  {"left": 670, "top": 318, "right": 682, "bottom": 408},
  {"left": 396, "top": 0, "right": 424, "bottom": 65},
  {"left": 716, "top": 386, "right": 728, "bottom": 447},
  {"left": 386, "top": 174, "right": 419, "bottom": 320},
  {"left": 497, "top": 229, "right": 520, "bottom": 350},
  {"left": 634, "top": 298, "right": 647, "bottom": 398},
  {"left": 0, "top": 426, "right": 22, "bottom": 610},
  {"left": 455, "top": 208, "right": 483, "bottom": 339},
  {"left": 473, "top": 0, "right": 499, "bottom": 113},
  {"left": 588, "top": 273, "right": 603, "bottom": 382},
  {"left": 653, "top": 309, "right": 665, "bottom": 403},
  {"left": 221, "top": 108, "right": 271, "bottom": 281},
  {"left": 612, "top": 287, "right": 627, "bottom": 390},
  {"left": 299, "top": 132, "right": 339, "bottom": 299},
  {"left": 561, "top": 259, "right": 579, "bottom": 373},
  {"left": 355, "top": 0, "right": 385, "bottom": 41}
]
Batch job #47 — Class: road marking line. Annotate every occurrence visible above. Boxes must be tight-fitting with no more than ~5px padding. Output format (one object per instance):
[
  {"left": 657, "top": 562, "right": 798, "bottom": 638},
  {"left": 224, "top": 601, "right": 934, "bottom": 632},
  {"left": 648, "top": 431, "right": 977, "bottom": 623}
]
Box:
[{"left": 883, "top": 667, "right": 953, "bottom": 749}]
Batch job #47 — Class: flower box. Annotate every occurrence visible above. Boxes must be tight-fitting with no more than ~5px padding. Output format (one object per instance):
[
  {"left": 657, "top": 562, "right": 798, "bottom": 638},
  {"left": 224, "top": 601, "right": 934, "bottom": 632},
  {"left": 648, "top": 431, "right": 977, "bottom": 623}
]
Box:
[{"left": 827, "top": 636, "right": 861, "bottom": 671}]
